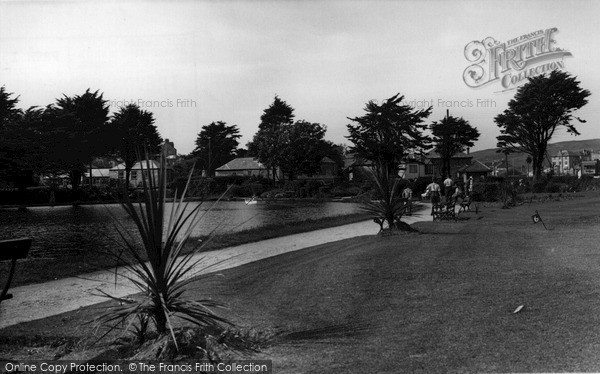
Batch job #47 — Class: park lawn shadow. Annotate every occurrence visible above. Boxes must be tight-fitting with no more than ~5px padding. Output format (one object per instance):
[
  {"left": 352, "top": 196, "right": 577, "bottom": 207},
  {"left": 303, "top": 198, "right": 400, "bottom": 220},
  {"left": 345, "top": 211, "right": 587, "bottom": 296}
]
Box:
[{"left": 4, "top": 195, "right": 600, "bottom": 372}]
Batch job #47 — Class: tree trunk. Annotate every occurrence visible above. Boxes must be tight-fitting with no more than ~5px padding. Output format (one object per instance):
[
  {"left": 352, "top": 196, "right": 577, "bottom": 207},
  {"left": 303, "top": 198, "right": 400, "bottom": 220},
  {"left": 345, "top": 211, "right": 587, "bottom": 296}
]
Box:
[
  {"left": 153, "top": 302, "right": 167, "bottom": 334},
  {"left": 537, "top": 144, "right": 550, "bottom": 180},
  {"left": 15, "top": 171, "right": 28, "bottom": 208},
  {"left": 70, "top": 169, "right": 81, "bottom": 191},
  {"left": 125, "top": 168, "right": 131, "bottom": 189},
  {"left": 89, "top": 162, "right": 93, "bottom": 188},
  {"left": 70, "top": 169, "right": 82, "bottom": 205},
  {"left": 533, "top": 154, "right": 544, "bottom": 180}
]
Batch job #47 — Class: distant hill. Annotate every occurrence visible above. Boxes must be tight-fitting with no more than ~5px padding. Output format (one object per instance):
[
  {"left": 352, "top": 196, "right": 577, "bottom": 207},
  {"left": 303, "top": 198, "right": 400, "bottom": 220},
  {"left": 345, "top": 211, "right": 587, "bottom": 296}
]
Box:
[{"left": 468, "top": 138, "right": 600, "bottom": 169}]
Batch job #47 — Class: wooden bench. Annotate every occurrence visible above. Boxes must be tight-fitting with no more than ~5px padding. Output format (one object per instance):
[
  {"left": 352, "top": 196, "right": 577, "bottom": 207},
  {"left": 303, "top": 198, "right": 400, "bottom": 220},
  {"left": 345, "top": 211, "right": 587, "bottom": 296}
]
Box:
[
  {"left": 458, "top": 196, "right": 473, "bottom": 213},
  {"left": 0, "top": 238, "right": 31, "bottom": 303},
  {"left": 432, "top": 201, "right": 456, "bottom": 221}
]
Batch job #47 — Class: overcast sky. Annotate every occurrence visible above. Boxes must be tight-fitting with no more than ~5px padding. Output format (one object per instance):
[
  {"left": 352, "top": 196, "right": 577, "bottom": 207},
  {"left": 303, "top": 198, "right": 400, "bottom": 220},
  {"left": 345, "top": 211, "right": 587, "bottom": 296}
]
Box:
[{"left": 1, "top": 0, "right": 599, "bottom": 155}]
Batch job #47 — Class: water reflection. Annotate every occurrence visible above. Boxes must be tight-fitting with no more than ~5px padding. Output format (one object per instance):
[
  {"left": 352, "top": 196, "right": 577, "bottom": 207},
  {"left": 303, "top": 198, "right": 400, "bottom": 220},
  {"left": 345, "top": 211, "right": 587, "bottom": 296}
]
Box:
[{"left": 0, "top": 201, "right": 361, "bottom": 258}]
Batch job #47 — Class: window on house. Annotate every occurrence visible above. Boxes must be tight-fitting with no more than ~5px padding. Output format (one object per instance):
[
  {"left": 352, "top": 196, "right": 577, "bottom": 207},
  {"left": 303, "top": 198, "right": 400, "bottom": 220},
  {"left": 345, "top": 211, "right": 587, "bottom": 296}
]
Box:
[
  {"left": 425, "top": 165, "right": 434, "bottom": 175},
  {"left": 118, "top": 171, "right": 124, "bottom": 179},
  {"left": 131, "top": 171, "right": 138, "bottom": 179},
  {"left": 409, "top": 165, "right": 418, "bottom": 174}
]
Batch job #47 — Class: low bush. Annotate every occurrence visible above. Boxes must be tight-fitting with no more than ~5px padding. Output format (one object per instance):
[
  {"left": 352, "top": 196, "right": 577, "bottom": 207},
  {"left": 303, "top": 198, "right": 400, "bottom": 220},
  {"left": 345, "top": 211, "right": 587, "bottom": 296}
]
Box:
[
  {"left": 228, "top": 184, "right": 254, "bottom": 197},
  {"left": 532, "top": 179, "right": 547, "bottom": 193},
  {"left": 545, "top": 182, "right": 569, "bottom": 193},
  {"left": 95, "top": 155, "right": 231, "bottom": 347},
  {"left": 0, "top": 186, "right": 120, "bottom": 205},
  {"left": 306, "top": 180, "right": 325, "bottom": 196},
  {"left": 471, "top": 182, "right": 501, "bottom": 202},
  {"left": 329, "top": 184, "right": 362, "bottom": 197}
]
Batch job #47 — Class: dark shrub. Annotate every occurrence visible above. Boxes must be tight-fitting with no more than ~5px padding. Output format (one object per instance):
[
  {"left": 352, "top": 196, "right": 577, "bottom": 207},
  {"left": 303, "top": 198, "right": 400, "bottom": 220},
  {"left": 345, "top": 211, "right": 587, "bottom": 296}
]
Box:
[
  {"left": 283, "top": 180, "right": 303, "bottom": 192},
  {"left": 244, "top": 182, "right": 265, "bottom": 196},
  {"left": 499, "top": 181, "right": 518, "bottom": 206},
  {"left": 471, "top": 182, "right": 500, "bottom": 202},
  {"left": 229, "top": 184, "right": 255, "bottom": 197},
  {"left": 306, "top": 180, "right": 324, "bottom": 196},
  {"left": 213, "top": 175, "right": 251, "bottom": 186},
  {"left": 260, "top": 188, "right": 282, "bottom": 198},
  {"left": 318, "top": 186, "right": 330, "bottom": 197},
  {"left": 545, "top": 182, "right": 568, "bottom": 193},
  {"left": 329, "top": 184, "right": 362, "bottom": 197},
  {"left": 532, "top": 179, "right": 548, "bottom": 193}
]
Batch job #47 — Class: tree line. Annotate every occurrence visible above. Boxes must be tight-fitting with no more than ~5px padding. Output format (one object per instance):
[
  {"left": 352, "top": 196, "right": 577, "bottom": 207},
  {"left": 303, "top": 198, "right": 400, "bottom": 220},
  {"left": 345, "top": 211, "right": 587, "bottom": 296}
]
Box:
[
  {"left": 0, "top": 89, "right": 345, "bottom": 192},
  {"left": 0, "top": 88, "right": 162, "bottom": 192},
  {"left": 345, "top": 70, "right": 590, "bottom": 181},
  {"left": 0, "top": 70, "right": 591, "bottom": 197},
  {"left": 191, "top": 96, "right": 344, "bottom": 182}
]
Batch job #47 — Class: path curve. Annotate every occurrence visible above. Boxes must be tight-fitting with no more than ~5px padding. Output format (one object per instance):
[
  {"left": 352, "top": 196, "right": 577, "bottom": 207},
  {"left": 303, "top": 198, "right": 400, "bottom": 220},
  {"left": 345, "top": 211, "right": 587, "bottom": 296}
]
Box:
[{"left": 0, "top": 207, "right": 431, "bottom": 329}]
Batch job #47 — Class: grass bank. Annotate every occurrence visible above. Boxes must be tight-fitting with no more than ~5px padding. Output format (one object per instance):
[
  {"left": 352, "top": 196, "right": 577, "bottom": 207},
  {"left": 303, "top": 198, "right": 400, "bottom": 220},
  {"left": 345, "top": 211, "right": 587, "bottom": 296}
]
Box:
[
  {"left": 2, "top": 212, "right": 372, "bottom": 288},
  {"left": 5, "top": 196, "right": 600, "bottom": 372}
]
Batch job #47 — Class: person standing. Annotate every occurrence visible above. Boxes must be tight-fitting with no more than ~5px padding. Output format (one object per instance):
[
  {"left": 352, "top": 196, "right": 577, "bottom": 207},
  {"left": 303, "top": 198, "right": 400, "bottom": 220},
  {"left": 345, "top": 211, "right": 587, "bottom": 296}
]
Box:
[
  {"left": 426, "top": 178, "right": 441, "bottom": 214},
  {"left": 402, "top": 184, "right": 413, "bottom": 214},
  {"left": 467, "top": 176, "right": 474, "bottom": 196},
  {"left": 443, "top": 175, "right": 454, "bottom": 202},
  {"left": 452, "top": 183, "right": 464, "bottom": 201}
]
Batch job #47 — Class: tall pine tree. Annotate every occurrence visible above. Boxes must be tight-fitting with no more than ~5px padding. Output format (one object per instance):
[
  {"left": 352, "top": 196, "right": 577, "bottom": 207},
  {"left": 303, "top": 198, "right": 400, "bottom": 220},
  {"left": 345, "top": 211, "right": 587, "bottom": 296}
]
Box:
[{"left": 248, "top": 96, "right": 295, "bottom": 182}]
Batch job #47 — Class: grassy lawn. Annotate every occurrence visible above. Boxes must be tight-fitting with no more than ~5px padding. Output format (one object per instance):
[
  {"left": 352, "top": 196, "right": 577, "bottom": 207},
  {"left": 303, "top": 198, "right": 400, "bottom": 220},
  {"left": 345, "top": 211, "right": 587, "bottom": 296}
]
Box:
[
  {"left": 188, "top": 194, "right": 600, "bottom": 372},
  {"left": 3, "top": 195, "right": 600, "bottom": 372}
]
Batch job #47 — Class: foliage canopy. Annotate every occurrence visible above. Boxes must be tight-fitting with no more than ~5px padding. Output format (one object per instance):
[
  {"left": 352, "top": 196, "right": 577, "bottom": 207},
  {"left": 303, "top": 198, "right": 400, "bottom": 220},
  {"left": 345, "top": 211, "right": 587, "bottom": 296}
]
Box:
[
  {"left": 346, "top": 94, "right": 432, "bottom": 174},
  {"left": 496, "top": 71, "right": 591, "bottom": 178}
]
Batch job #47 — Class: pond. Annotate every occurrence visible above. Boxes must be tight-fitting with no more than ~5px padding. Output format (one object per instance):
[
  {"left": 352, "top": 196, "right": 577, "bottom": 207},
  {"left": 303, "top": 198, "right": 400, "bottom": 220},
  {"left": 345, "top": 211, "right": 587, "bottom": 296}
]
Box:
[{"left": 0, "top": 200, "right": 362, "bottom": 258}]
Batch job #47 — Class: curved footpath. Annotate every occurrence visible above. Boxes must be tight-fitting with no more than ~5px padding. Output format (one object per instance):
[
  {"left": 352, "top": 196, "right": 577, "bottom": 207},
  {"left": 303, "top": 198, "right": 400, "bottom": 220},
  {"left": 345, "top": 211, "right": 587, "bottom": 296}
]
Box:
[{"left": 0, "top": 206, "right": 431, "bottom": 329}]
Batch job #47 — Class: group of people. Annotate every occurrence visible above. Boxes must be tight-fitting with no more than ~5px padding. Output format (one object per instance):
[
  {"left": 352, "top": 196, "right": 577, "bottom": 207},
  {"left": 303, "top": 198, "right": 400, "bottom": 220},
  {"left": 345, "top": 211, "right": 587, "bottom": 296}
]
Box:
[
  {"left": 399, "top": 175, "right": 473, "bottom": 215},
  {"left": 425, "top": 175, "right": 473, "bottom": 207}
]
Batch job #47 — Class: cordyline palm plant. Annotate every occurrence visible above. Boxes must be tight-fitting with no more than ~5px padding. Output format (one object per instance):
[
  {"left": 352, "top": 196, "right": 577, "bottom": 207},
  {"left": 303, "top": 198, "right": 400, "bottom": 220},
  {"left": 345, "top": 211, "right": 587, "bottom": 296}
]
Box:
[
  {"left": 95, "top": 154, "right": 231, "bottom": 347},
  {"left": 362, "top": 163, "right": 411, "bottom": 232}
]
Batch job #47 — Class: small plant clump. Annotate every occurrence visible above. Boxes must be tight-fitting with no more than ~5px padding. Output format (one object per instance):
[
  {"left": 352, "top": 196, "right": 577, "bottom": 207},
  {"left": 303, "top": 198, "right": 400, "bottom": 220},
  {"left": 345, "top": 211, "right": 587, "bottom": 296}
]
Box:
[
  {"left": 93, "top": 154, "right": 253, "bottom": 356},
  {"left": 362, "top": 165, "right": 417, "bottom": 234}
]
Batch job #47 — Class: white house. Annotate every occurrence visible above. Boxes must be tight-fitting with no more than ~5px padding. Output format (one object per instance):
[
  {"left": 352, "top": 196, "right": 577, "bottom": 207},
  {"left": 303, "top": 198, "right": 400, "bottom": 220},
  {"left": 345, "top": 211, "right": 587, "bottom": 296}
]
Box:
[
  {"left": 83, "top": 168, "right": 111, "bottom": 186},
  {"left": 109, "top": 160, "right": 171, "bottom": 187},
  {"left": 215, "top": 158, "right": 273, "bottom": 177},
  {"left": 551, "top": 150, "right": 581, "bottom": 176}
]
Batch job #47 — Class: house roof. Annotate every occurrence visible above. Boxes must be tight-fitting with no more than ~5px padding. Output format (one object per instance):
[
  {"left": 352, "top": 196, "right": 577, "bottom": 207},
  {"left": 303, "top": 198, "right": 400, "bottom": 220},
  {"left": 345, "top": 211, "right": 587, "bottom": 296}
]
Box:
[
  {"left": 85, "top": 168, "right": 111, "bottom": 178},
  {"left": 483, "top": 160, "right": 507, "bottom": 169},
  {"left": 425, "top": 151, "right": 472, "bottom": 159},
  {"left": 321, "top": 156, "right": 335, "bottom": 164},
  {"left": 132, "top": 160, "right": 160, "bottom": 170},
  {"left": 554, "top": 150, "right": 579, "bottom": 157},
  {"left": 216, "top": 157, "right": 265, "bottom": 171},
  {"left": 110, "top": 160, "right": 161, "bottom": 171},
  {"left": 458, "top": 160, "right": 492, "bottom": 173}
]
